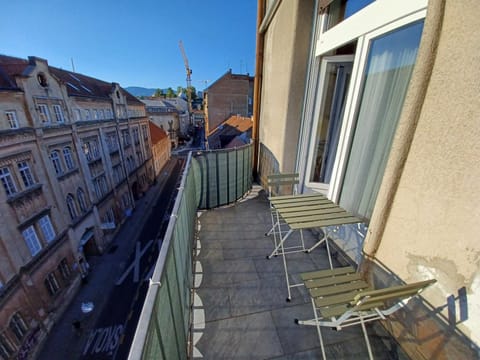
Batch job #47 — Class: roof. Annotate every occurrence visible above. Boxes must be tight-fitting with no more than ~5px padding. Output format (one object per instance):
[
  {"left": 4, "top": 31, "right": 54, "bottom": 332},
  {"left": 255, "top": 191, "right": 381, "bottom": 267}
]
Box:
[
  {"left": 141, "top": 99, "right": 178, "bottom": 110},
  {"left": 50, "top": 67, "right": 141, "bottom": 104},
  {"left": 0, "top": 55, "right": 28, "bottom": 90},
  {"left": 205, "top": 69, "right": 254, "bottom": 92},
  {"left": 0, "top": 54, "right": 141, "bottom": 104},
  {"left": 148, "top": 121, "right": 168, "bottom": 144},
  {"left": 208, "top": 115, "right": 252, "bottom": 149}
]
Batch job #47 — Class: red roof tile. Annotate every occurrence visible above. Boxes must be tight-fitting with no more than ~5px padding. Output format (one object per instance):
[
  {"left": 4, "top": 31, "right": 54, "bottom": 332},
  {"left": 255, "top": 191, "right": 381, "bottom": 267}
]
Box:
[{"left": 148, "top": 121, "right": 168, "bottom": 144}]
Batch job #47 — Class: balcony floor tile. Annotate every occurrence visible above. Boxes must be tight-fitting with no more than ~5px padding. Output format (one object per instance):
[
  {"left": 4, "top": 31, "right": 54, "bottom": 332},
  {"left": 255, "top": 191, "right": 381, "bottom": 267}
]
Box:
[{"left": 192, "top": 186, "right": 406, "bottom": 359}]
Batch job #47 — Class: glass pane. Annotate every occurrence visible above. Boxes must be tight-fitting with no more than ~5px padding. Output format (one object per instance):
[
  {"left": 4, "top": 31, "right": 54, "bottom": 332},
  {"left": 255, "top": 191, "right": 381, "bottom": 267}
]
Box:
[
  {"left": 326, "top": 0, "right": 375, "bottom": 30},
  {"left": 339, "top": 20, "right": 424, "bottom": 219},
  {"left": 311, "top": 61, "right": 352, "bottom": 184}
]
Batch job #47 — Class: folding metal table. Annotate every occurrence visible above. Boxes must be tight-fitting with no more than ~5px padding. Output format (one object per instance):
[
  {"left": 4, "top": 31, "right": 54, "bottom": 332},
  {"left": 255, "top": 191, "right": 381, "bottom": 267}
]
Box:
[{"left": 267, "top": 193, "right": 362, "bottom": 301}]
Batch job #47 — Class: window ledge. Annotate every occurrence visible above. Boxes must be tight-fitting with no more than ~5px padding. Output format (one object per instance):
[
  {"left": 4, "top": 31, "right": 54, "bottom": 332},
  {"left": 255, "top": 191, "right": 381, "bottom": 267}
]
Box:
[{"left": 7, "top": 184, "right": 43, "bottom": 205}]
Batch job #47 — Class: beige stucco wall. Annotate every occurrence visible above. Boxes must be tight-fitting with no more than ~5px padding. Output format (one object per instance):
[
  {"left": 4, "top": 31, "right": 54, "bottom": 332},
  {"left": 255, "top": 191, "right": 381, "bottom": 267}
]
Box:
[
  {"left": 259, "top": 0, "right": 314, "bottom": 172},
  {"left": 373, "top": 0, "right": 480, "bottom": 345}
]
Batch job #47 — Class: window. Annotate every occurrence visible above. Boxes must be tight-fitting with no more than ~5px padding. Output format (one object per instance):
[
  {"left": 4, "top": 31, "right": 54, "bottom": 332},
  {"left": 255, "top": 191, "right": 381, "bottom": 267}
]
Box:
[
  {"left": 50, "top": 150, "right": 63, "bottom": 175},
  {"left": 325, "top": 0, "right": 375, "bottom": 31},
  {"left": 142, "top": 124, "right": 148, "bottom": 139},
  {"left": 0, "top": 167, "right": 17, "bottom": 196},
  {"left": 0, "top": 333, "right": 15, "bottom": 359},
  {"left": 17, "top": 161, "right": 35, "bottom": 188},
  {"left": 82, "top": 139, "right": 100, "bottom": 161},
  {"left": 58, "top": 258, "right": 71, "bottom": 280},
  {"left": 122, "top": 130, "right": 131, "bottom": 146},
  {"left": 93, "top": 175, "right": 108, "bottom": 199},
  {"left": 133, "top": 128, "right": 140, "bottom": 144},
  {"left": 126, "top": 156, "right": 135, "bottom": 173},
  {"left": 38, "top": 104, "right": 51, "bottom": 123},
  {"left": 99, "top": 175, "right": 108, "bottom": 194},
  {"left": 122, "top": 192, "right": 130, "bottom": 209},
  {"left": 37, "top": 72, "right": 48, "bottom": 87},
  {"left": 74, "top": 109, "right": 82, "bottom": 121},
  {"left": 22, "top": 226, "right": 42, "bottom": 256},
  {"left": 63, "top": 146, "right": 75, "bottom": 170},
  {"left": 136, "top": 150, "right": 144, "bottom": 164},
  {"left": 103, "top": 207, "right": 115, "bottom": 224},
  {"left": 44, "top": 272, "right": 60, "bottom": 297},
  {"left": 66, "top": 194, "right": 78, "bottom": 220},
  {"left": 39, "top": 215, "right": 55, "bottom": 242},
  {"left": 99, "top": 109, "right": 105, "bottom": 119},
  {"left": 85, "top": 109, "right": 91, "bottom": 121},
  {"left": 5, "top": 111, "right": 19, "bottom": 129},
  {"left": 113, "top": 164, "right": 124, "bottom": 185},
  {"left": 52, "top": 105, "right": 65, "bottom": 123},
  {"left": 91, "top": 140, "right": 100, "bottom": 159},
  {"left": 338, "top": 21, "right": 424, "bottom": 218},
  {"left": 77, "top": 187, "right": 88, "bottom": 212},
  {"left": 106, "top": 133, "right": 119, "bottom": 153},
  {"left": 9, "top": 313, "right": 28, "bottom": 342},
  {"left": 93, "top": 109, "right": 99, "bottom": 120},
  {"left": 310, "top": 57, "right": 353, "bottom": 187}
]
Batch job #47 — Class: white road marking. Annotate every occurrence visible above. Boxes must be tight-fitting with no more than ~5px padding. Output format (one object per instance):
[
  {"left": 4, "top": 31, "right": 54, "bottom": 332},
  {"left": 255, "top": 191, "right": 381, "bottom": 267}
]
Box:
[{"left": 115, "top": 240, "right": 153, "bottom": 285}]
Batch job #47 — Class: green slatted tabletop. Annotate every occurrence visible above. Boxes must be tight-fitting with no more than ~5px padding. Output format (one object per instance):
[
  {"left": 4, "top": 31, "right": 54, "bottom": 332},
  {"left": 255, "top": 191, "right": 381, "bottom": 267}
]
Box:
[{"left": 267, "top": 194, "right": 363, "bottom": 301}]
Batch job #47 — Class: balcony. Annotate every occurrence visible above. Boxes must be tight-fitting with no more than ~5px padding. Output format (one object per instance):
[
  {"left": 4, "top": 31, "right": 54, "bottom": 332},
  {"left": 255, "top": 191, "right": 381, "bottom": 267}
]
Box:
[{"left": 128, "top": 144, "right": 407, "bottom": 359}]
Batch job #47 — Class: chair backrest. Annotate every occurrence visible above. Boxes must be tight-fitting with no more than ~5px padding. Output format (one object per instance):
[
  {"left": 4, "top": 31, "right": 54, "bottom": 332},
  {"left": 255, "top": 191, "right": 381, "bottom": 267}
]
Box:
[
  {"left": 267, "top": 173, "right": 300, "bottom": 197},
  {"left": 351, "top": 279, "right": 437, "bottom": 308}
]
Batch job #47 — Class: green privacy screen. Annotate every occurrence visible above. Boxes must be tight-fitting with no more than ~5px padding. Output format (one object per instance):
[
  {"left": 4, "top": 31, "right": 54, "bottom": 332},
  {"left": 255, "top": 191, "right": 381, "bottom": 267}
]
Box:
[
  {"left": 193, "top": 144, "right": 253, "bottom": 209},
  {"left": 129, "top": 144, "right": 253, "bottom": 360}
]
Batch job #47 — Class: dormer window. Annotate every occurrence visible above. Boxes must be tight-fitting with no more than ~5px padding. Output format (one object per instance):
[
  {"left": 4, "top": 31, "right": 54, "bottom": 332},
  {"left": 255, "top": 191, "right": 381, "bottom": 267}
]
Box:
[{"left": 37, "top": 73, "right": 48, "bottom": 87}]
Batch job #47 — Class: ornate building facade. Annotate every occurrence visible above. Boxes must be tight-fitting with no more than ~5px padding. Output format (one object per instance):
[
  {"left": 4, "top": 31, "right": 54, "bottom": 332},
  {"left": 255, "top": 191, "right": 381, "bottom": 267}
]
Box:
[{"left": 0, "top": 55, "right": 154, "bottom": 359}]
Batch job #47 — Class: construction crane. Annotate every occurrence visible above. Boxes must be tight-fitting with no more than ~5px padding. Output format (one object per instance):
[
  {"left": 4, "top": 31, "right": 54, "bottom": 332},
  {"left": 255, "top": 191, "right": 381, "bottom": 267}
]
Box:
[{"left": 178, "top": 40, "right": 192, "bottom": 113}]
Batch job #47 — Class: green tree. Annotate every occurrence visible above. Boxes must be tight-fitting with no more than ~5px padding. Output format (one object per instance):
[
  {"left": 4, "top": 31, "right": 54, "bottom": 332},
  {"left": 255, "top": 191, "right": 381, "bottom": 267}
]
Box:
[
  {"left": 154, "top": 88, "right": 164, "bottom": 98},
  {"left": 165, "top": 87, "right": 175, "bottom": 98},
  {"left": 188, "top": 86, "right": 197, "bottom": 100}
]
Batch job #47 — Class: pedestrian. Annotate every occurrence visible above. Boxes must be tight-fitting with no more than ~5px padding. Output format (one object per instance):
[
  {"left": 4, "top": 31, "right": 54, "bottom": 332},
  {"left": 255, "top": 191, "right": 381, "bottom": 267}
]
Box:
[{"left": 72, "top": 320, "right": 82, "bottom": 336}]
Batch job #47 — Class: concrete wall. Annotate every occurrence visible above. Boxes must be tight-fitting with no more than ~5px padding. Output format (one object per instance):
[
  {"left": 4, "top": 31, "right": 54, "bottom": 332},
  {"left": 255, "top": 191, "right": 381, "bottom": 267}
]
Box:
[
  {"left": 258, "top": 0, "right": 314, "bottom": 173},
  {"left": 367, "top": 0, "right": 480, "bottom": 355}
]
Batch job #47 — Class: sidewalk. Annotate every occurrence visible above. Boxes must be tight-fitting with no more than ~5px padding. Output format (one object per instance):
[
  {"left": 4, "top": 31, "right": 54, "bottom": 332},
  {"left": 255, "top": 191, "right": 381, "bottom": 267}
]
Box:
[{"left": 37, "top": 159, "right": 178, "bottom": 360}]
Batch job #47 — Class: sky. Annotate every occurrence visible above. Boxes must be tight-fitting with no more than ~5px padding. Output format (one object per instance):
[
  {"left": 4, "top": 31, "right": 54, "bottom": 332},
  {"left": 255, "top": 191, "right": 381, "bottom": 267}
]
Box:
[{"left": 0, "top": 0, "right": 257, "bottom": 91}]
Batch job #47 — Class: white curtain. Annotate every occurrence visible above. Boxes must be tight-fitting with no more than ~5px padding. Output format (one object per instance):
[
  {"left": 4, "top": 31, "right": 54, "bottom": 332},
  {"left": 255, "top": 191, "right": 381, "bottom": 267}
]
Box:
[{"left": 339, "top": 21, "right": 424, "bottom": 219}]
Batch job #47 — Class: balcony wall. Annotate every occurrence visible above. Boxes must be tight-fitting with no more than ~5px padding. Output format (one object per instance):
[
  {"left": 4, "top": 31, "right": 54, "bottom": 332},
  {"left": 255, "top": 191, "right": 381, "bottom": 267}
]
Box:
[{"left": 128, "top": 144, "right": 253, "bottom": 359}]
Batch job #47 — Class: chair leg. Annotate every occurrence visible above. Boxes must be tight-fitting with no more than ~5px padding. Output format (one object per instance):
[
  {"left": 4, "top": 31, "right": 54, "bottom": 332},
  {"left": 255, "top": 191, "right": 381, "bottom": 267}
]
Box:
[
  {"left": 312, "top": 298, "right": 327, "bottom": 360},
  {"left": 300, "top": 229, "right": 305, "bottom": 251},
  {"left": 360, "top": 317, "right": 374, "bottom": 360},
  {"left": 325, "top": 237, "right": 333, "bottom": 270}
]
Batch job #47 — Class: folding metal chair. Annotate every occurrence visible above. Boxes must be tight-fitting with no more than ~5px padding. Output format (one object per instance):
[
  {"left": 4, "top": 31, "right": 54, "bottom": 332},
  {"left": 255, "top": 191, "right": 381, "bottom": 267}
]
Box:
[
  {"left": 295, "top": 266, "right": 436, "bottom": 360},
  {"left": 265, "top": 173, "right": 303, "bottom": 257}
]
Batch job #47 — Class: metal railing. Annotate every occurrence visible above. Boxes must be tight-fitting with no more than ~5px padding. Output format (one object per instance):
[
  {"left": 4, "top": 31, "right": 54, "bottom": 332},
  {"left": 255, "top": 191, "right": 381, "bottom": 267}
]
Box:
[{"left": 128, "top": 144, "right": 252, "bottom": 359}]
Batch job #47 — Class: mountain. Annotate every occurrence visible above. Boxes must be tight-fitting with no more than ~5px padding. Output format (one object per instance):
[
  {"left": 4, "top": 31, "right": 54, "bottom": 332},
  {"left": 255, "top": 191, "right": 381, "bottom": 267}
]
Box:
[{"left": 124, "top": 86, "right": 158, "bottom": 97}]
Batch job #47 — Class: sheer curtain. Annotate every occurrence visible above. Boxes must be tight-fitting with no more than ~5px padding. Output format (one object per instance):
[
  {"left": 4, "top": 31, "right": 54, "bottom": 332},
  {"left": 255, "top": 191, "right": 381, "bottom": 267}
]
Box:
[{"left": 339, "top": 21, "right": 424, "bottom": 219}]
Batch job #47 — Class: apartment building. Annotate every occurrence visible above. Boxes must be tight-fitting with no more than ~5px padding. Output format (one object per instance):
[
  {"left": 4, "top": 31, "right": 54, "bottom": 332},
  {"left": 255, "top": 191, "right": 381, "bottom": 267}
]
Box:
[
  {"left": 203, "top": 69, "right": 254, "bottom": 136},
  {"left": 0, "top": 55, "right": 155, "bottom": 359},
  {"left": 254, "top": 0, "right": 479, "bottom": 358},
  {"left": 148, "top": 122, "right": 170, "bottom": 178}
]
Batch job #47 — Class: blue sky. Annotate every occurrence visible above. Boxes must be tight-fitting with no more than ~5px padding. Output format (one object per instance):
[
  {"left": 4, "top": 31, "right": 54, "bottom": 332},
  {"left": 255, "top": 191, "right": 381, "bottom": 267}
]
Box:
[{"left": 0, "top": 0, "right": 257, "bottom": 91}]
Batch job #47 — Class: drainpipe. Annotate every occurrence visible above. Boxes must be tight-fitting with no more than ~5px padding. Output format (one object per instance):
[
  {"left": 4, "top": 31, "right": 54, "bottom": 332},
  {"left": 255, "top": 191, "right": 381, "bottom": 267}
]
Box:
[
  {"left": 252, "top": 0, "right": 265, "bottom": 178},
  {"left": 362, "top": 0, "right": 445, "bottom": 263}
]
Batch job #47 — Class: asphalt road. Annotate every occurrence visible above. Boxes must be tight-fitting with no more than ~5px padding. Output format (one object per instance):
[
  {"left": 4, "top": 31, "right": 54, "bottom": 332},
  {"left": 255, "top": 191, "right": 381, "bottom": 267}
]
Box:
[{"left": 79, "top": 157, "right": 185, "bottom": 360}]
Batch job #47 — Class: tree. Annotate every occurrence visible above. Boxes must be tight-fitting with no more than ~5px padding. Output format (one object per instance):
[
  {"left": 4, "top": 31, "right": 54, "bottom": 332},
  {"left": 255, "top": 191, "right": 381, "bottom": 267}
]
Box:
[
  {"left": 154, "top": 88, "right": 164, "bottom": 98},
  {"left": 188, "top": 86, "right": 197, "bottom": 100},
  {"left": 165, "top": 87, "right": 175, "bottom": 98}
]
